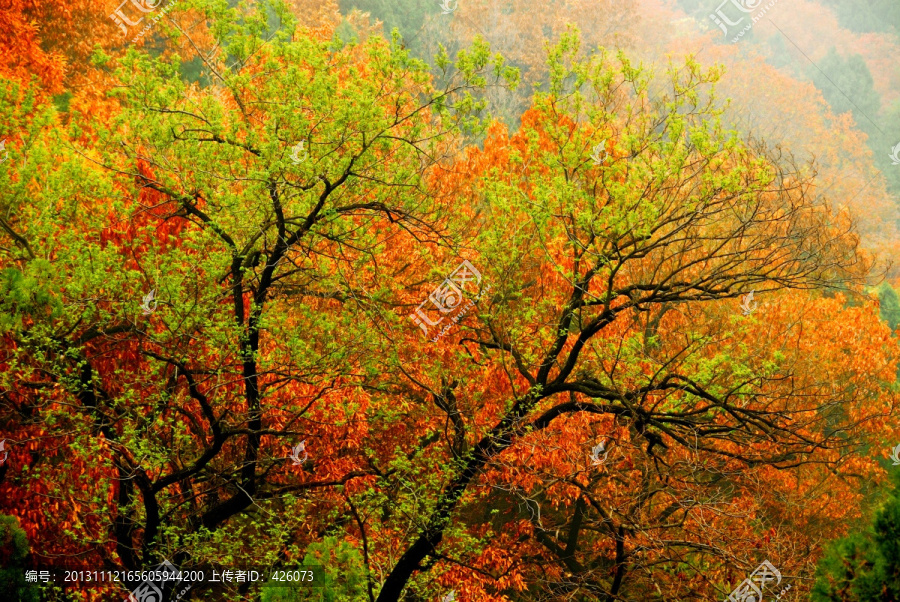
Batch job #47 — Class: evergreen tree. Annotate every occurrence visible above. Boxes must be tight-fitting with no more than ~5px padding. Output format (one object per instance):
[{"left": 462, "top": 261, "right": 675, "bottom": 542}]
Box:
[
  {"left": 819, "top": 0, "right": 900, "bottom": 35},
  {"left": 868, "top": 100, "right": 900, "bottom": 196},
  {"left": 0, "top": 515, "right": 40, "bottom": 602},
  {"left": 812, "top": 471, "right": 900, "bottom": 601},
  {"left": 877, "top": 282, "right": 900, "bottom": 331},
  {"left": 809, "top": 48, "right": 881, "bottom": 131},
  {"left": 261, "top": 537, "right": 367, "bottom": 602},
  {"left": 337, "top": 0, "right": 429, "bottom": 44}
]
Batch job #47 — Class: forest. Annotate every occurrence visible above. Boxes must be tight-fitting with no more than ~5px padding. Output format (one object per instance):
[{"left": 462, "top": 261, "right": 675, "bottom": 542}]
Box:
[{"left": 2, "top": 0, "right": 900, "bottom": 601}]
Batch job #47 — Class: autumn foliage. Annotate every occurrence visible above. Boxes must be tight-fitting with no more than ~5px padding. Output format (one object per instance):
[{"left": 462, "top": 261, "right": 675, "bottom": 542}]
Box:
[{"left": 1, "top": 1, "right": 900, "bottom": 602}]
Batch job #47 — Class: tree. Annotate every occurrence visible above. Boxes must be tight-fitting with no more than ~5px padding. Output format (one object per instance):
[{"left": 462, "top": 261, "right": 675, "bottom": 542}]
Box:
[
  {"left": 368, "top": 33, "right": 897, "bottom": 601},
  {"left": 812, "top": 471, "right": 900, "bottom": 601},
  {"left": 413, "top": 0, "right": 647, "bottom": 127},
  {"left": 0, "top": 0, "right": 130, "bottom": 100},
  {"left": 865, "top": 99, "right": 900, "bottom": 196},
  {"left": 260, "top": 537, "right": 367, "bottom": 601},
  {"left": 0, "top": 2, "right": 65, "bottom": 95},
  {"left": 877, "top": 283, "right": 900, "bottom": 331},
  {"left": 707, "top": 46, "right": 900, "bottom": 276},
  {"left": 0, "top": 515, "right": 40, "bottom": 602},
  {"left": 2, "top": 6, "right": 898, "bottom": 602},
  {"left": 337, "top": 0, "right": 428, "bottom": 43},
  {"left": 809, "top": 48, "right": 881, "bottom": 131},
  {"left": 0, "top": 0, "right": 516, "bottom": 600},
  {"left": 819, "top": 0, "right": 900, "bottom": 34}
]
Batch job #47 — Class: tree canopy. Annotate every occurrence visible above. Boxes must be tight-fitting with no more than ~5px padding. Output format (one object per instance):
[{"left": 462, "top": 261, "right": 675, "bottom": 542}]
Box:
[{"left": 2, "top": 1, "right": 900, "bottom": 601}]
